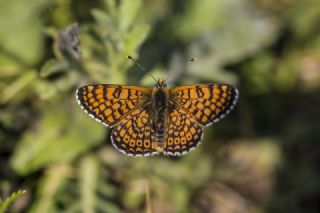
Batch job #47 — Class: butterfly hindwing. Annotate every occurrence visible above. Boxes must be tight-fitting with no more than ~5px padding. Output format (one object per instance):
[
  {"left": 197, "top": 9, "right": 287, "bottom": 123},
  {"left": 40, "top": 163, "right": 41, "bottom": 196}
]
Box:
[
  {"left": 170, "top": 83, "right": 239, "bottom": 126},
  {"left": 76, "top": 84, "right": 151, "bottom": 127},
  {"left": 164, "top": 104, "right": 203, "bottom": 156},
  {"left": 111, "top": 107, "right": 158, "bottom": 156}
]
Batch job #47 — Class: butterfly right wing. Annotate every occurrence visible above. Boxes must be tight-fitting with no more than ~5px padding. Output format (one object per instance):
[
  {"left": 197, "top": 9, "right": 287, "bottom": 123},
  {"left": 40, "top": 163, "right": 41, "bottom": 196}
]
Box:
[{"left": 76, "top": 84, "right": 151, "bottom": 127}]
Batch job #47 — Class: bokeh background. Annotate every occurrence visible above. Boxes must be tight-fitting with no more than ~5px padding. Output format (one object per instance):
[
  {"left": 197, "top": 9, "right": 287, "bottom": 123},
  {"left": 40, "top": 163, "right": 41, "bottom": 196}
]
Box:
[{"left": 1, "top": 0, "right": 320, "bottom": 212}]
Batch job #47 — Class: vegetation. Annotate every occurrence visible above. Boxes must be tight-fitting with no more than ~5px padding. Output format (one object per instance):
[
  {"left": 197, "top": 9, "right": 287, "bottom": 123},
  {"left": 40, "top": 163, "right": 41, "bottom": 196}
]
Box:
[
  {"left": 0, "top": 190, "right": 26, "bottom": 213},
  {"left": 0, "top": 0, "right": 319, "bottom": 212}
]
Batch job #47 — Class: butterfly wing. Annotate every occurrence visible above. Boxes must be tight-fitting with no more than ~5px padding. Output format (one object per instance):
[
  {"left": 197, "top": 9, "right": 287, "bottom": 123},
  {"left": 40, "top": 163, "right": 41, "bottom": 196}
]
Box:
[
  {"left": 76, "top": 84, "right": 152, "bottom": 127},
  {"left": 164, "top": 104, "right": 203, "bottom": 156},
  {"left": 170, "top": 84, "right": 239, "bottom": 126},
  {"left": 111, "top": 107, "right": 159, "bottom": 156}
]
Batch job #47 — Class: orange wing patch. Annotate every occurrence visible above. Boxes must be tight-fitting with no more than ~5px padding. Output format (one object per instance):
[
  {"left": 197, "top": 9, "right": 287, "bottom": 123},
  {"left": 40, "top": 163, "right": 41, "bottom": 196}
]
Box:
[
  {"left": 76, "top": 84, "right": 151, "bottom": 127},
  {"left": 170, "top": 84, "right": 238, "bottom": 126},
  {"left": 111, "top": 108, "right": 158, "bottom": 156}
]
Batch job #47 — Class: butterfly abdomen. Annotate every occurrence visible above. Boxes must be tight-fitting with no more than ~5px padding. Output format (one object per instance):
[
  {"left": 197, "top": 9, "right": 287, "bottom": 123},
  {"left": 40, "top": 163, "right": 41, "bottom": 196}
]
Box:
[{"left": 151, "top": 88, "right": 169, "bottom": 152}]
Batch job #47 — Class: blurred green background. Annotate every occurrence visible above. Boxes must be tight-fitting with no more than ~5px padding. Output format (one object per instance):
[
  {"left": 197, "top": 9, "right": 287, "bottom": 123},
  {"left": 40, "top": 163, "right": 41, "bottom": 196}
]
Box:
[{"left": 1, "top": 0, "right": 320, "bottom": 212}]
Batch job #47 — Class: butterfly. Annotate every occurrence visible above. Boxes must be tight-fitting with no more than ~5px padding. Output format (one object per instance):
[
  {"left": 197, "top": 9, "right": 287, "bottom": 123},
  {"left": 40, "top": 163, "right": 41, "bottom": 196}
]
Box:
[{"left": 76, "top": 78, "right": 239, "bottom": 156}]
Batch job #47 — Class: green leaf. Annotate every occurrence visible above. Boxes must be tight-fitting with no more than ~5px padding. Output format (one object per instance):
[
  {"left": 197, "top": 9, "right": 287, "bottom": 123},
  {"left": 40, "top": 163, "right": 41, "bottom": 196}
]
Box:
[
  {"left": 28, "top": 164, "right": 71, "bottom": 213},
  {"left": 124, "top": 24, "right": 151, "bottom": 55},
  {"left": 0, "top": 70, "right": 37, "bottom": 104},
  {"left": 79, "top": 155, "right": 99, "bottom": 213},
  {"left": 119, "top": 0, "right": 142, "bottom": 32},
  {"left": 91, "top": 9, "right": 113, "bottom": 29},
  {"left": 0, "top": 0, "right": 50, "bottom": 66},
  {"left": 0, "top": 189, "right": 27, "bottom": 213},
  {"left": 10, "top": 102, "right": 105, "bottom": 175},
  {"left": 39, "top": 59, "right": 67, "bottom": 78}
]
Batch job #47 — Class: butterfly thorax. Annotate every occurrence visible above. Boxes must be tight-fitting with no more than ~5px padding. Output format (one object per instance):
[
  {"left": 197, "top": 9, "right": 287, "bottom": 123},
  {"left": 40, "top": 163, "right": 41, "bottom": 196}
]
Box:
[{"left": 151, "top": 85, "right": 169, "bottom": 152}]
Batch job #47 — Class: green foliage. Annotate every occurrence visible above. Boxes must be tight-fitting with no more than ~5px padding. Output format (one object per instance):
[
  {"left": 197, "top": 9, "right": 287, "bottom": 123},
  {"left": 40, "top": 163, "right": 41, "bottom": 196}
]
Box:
[
  {"left": 0, "top": 0, "right": 320, "bottom": 212},
  {"left": 0, "top": 189, "right": 27, "bottom": 213},
  {"left": 88, "top": 0, "right": 150, "bottom": 84},
  {"left": 0, "top": 0, "right": 49, "bottom": 66}
]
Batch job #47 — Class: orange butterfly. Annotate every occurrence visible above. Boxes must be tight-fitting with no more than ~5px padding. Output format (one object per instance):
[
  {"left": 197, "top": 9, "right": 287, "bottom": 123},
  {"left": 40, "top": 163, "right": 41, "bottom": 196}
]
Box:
[{"left": 76, "top": 78, "right": 238, "bottom": 156}]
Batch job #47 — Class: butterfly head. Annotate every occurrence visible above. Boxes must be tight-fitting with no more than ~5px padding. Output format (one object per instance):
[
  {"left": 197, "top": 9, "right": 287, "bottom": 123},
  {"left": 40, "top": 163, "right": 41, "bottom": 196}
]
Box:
[{"left": 155, "top": 78, "right": 167, "bottom": 88}]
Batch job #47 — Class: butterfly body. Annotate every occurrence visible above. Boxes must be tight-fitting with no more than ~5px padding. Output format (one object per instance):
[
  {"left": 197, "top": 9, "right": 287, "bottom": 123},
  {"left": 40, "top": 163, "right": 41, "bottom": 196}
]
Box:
[
  {"left": 150, "top": 83, "right": 169, "bottom": 152},
  {"left": 76, "top": 79, "right": 239, "bottom": 157}
]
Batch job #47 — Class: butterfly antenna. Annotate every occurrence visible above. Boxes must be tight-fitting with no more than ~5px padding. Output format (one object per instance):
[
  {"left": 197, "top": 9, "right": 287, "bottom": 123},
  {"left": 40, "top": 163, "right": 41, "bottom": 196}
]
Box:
[
  {"left": 165, "top": 57, "right": 197, "bottom": 81},
  {"left": 127, "top": 56, "right": 157, "bottom": 82}
]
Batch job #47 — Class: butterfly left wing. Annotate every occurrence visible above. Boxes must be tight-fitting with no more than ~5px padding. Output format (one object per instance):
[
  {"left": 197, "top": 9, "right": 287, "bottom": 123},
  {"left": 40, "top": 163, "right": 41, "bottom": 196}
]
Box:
[
  {"left": 111, "top": 107, "right": 159, "bottom": 156},
  {"left": 76, "top": 84, "right": 151, "bottom": 127},
  {"left": 170, "top": 83, "right": 239, "bottom": 126}
]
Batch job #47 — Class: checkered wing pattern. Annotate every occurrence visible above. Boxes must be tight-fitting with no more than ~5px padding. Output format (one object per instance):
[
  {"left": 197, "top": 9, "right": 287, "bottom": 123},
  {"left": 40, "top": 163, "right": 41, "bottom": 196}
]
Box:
[
  {"left": 76, "top": 84, "right": 151, "bottom": 127},
  {"left": 111, "top": 107, "right": 158, "bottom": 156},
  {"left": 164, "top": 105, "right": 203, "bottom": 156},
  {"left": 170, "top": 84, "right": 239, "bottom": 126}
]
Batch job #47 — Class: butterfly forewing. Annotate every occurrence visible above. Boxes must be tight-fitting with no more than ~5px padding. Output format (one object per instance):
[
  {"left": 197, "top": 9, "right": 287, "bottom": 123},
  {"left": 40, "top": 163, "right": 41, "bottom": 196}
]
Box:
[
  {"left": 76, "top": 84, "right": 152, "bottom": 127},
  {"left": 170, "top": 84, "right": 239, "bottom": 126}
]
